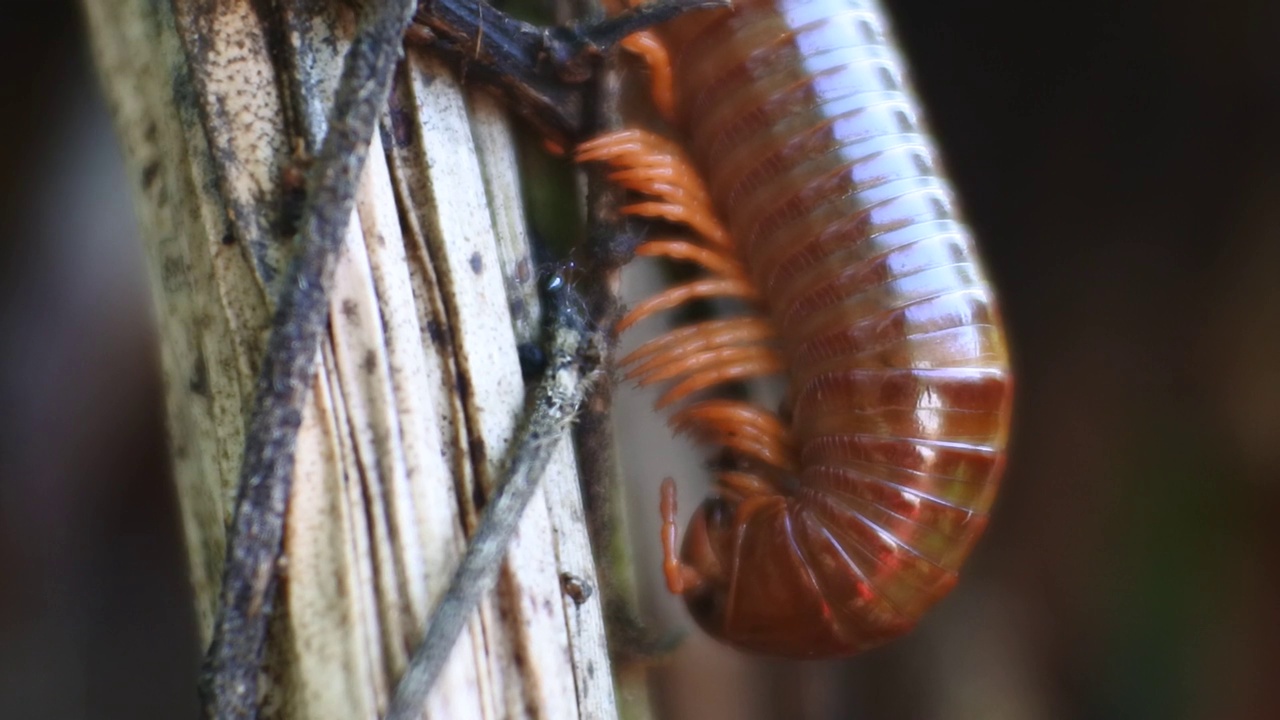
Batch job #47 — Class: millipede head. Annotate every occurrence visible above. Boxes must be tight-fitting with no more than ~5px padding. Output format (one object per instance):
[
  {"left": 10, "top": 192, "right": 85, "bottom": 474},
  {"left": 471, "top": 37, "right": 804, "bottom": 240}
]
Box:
[{"left": 672, "top": 495, "right": 733, "bottom": 622}]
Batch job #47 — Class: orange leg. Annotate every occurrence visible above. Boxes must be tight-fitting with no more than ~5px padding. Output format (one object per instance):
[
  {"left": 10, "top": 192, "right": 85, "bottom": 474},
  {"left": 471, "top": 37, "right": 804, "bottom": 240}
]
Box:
[
  {"left": 633, "top": 239, "right": 746, "bottom": 278},
  {"left": 620, "top": 201, "right": 730, "bottom": 247},
  {"left": 621, "top": 31, "right": 678, "bottom": 124},
  {"left": 716, "top": 470, "right": 779, "bottom": 502},
  {"left": 627, "top": 343, "right": 776, "bottom": 385},
  {"left": 622, "top": 317, "right": 773, "bottom": 376},
  {"left": 660, "top": 478, "right": 703, "bottom": 594},
  {"left": 577, "top": 129, "right": 732, "bottom": 247},
  {"left": 657, "top": 353, "right": 786, "bottom": 408},
  {"left": 616, "top": 276, "right": 757, "bottom": 332},
  {"left": 671, "top": 401, "right": 795, "bottom": 471}
]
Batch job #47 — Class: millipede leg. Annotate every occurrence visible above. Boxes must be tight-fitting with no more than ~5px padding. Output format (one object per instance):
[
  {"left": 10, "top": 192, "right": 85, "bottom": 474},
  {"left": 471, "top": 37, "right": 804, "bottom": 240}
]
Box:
[
  {"left": 660, "top": 477, "right": 703, "bottom": 594},
  {"left": 577, "top": 128, "right": 732, "bottom": 247},
  {"left": 715, "top": 470, "right": 781, "bottom": 501},
  {"left": 621, "top": 31, "right": 677, "bottom": 123}
]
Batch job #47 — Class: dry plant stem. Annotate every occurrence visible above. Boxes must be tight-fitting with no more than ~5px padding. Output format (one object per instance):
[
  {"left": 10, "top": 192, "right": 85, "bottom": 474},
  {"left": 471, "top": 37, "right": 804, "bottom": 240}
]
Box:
[
  {"left": 100, "top": 0, "right": 734, "bottom": 715},
  {"left": 194, "top": 1, "right": 417, "bottom": 716},
  {"left": 90, "top": 0, "right": 616, "bottom": 716},
  {"left": 571, "top": 55, "right": 660, "bottom": 658},
  {"left": 388, "top": 283, "right": 604, "bottom": 720},
  {"left": 389, "top": 0, "right": 726, "bottom": 702}
]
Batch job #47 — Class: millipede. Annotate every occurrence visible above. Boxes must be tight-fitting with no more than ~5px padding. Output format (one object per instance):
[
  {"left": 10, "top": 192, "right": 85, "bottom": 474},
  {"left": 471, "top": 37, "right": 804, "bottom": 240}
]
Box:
[{"left": 578, "top": 0, "right": 1013, "bottom": 657}]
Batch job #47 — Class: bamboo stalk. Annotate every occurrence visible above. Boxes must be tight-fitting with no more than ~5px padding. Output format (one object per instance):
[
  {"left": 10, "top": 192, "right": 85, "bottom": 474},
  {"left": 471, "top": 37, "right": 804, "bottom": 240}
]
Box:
[{"left": 84, "top": 1, "right": 615, "bottom": 717}]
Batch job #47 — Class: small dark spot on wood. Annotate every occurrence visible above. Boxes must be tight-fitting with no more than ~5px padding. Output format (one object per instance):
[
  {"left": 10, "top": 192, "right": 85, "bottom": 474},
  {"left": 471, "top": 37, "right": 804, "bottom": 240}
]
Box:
[
  {"left": 469, "top": 441, "right": 489, "bottom": 487},
  {"left": 470, "top": 468, "right": 488, "bottom": 513},
  {"left": 510, "top": 297, "right": 526, "bottom": 322},
  {"left": 560, "top": 573, "right": 595, "bottom": 605},
  {"left": 515, "top": 256, "right": 532, "bottom": 283},
  {"left": 220, "top": 230, "right": 236, "bottom": 246},
  {"left": 425, "top": 319, "right": 447, "bottom": 347},
  {"left": 340, "top": 298, "right": 360, "bottom": 324},
  {"left": 144, "top": 121, "right": 157, "bottom": 143},
  {"left": 142, "top": 161, "right": 161, "bottom": 190},
  {"left": 511, "top": 645, "right": 527, "bottom": 671},
  {"left": 587, "top": 660, "right": 595, "bottom": 679},
  {"left": 361, "top": 350, "right": 377, "bottom": 375},
  {"left": 469, "top": 252, "right": 483, "bottom": 274},
  {"left": 386, "top": 106, "right": 415, "bottom": 148},
  {"left": 455, "top": 374, "right": 471, "bottom": 404},
  {"left": 282, "top": 162, "right": 307, "bottom": 192},
  {"left": 279, "top": 163, "right": 308, "bottom": 237},
  {"left": 189, "top": 355, "right": 210, "bottom": 397}
]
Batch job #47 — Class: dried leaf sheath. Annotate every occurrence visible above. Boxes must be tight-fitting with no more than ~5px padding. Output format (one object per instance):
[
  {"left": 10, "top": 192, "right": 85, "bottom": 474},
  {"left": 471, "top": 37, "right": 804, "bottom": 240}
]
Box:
[{"left": 84, "top": 1, "right": 614, "bottom": 716}]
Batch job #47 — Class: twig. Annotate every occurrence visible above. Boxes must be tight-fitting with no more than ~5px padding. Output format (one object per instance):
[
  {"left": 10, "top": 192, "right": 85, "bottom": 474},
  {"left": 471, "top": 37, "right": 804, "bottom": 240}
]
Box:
[
  {"left": 197, "top": 1, "right": 418, "bottom": 717},
  {"left": 571, "top": 33, "right": 662, "bottom": 663},
  {"left": 409, "top": 0, "right": 728, "bottom": 146},
  {"left": 386, "top": 278, "right": 605, "bottom": 720}
]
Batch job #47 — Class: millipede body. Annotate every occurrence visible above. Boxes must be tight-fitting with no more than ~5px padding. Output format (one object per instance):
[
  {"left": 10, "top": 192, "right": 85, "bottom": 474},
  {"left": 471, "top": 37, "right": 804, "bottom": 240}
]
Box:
[{"left": 580, "top": 0, "right": 1012, "bottom": 657}]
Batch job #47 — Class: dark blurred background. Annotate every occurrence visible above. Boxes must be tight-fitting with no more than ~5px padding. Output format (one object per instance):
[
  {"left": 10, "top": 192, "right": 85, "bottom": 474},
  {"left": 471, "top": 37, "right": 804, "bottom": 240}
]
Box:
[
  {"left": 0, "top": 0, "right": 197, "bottom": 718},
  {"left": 1, "top": 0, "right": 1277, "bottom": 718}
]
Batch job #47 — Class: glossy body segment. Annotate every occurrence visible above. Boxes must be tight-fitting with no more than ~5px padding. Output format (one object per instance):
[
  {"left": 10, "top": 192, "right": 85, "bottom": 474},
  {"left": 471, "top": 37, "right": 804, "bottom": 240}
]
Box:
[{"left": 585, "top": 0, "right": 1012, "bottom": 657}]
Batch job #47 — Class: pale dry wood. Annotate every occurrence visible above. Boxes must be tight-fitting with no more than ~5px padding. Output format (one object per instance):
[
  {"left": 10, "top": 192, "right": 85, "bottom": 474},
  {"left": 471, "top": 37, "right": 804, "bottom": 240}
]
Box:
[{"left": 84, "top": 1, "right": 615, "bottom": 717}]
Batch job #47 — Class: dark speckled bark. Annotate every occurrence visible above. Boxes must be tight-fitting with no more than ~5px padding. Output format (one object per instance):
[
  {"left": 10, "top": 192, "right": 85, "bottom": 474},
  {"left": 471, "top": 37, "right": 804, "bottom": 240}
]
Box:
[{"left": 176, "top": 1, "right": 419, "bottom": 716}]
